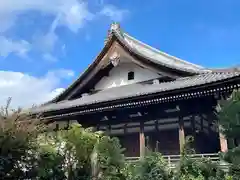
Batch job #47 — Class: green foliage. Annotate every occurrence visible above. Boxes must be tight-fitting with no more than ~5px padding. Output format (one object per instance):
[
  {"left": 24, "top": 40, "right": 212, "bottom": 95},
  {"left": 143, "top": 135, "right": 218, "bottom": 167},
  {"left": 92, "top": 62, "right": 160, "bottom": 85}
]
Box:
[
  {"left": 218, "top": 90, "right": 240, "bottom": 179},
  {"left": 62, "top": 124, "right": 99, "bottom": 179},
  {"left": 175, "top": 155, "right": 225, "bottom": 180},
  {"left": 0, "top": 99, "right": 44, "bottom": 179},
  {"left": 221, "top": 146, "right": 240, "bottom": 165},
  {"left": 0, "top": 99, "right": 126, "bottom": 180},
  {"left": 122, "top": 162, "right": 137, "bottom": 180},
  {"left": 44, "top": 124, "right": 125, "bottom": 180},
  {"left": 173, "top": 135, "right": 225, "bottom": 180},
  {"left": 126, "top": 151, "right": 173, "bottom": 180},
  {"left": 220, "top": 147, "right": 240, "bottom": 179},
  {"left": 96, "top": 136, "right": 125, "bottom": 180},
  {"left": 34, "top": 132, "right": 72, "bottom": 180},
  {"left": 218, "top": 90, "right": 240, "bottom": 139},
  {"left": 2, "top": 92, "right": 240, "bottom": 179},
  {"left": 35, "top": 143, "right": 66, "bottom": 180}
]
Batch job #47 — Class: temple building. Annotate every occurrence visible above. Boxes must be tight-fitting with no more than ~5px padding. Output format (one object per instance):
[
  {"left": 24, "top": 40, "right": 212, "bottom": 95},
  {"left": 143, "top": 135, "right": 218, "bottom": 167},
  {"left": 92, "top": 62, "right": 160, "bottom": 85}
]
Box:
[{"left": 31, "top": 23, "right": 240, "bottom": 158}]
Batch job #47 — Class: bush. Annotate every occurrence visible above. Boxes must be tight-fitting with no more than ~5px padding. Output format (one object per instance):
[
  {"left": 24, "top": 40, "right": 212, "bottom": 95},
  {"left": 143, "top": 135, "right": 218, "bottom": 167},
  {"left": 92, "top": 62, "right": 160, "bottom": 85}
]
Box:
[
  {"left": 174, "top": 136, "right": 225, "bottom": 180},
  {"left": 0, "top": 100, "right": 44, "bottom": 179},
  {"left": 220, "top": 146, "right": 240, "bottom": 179},
  {"left": 126, "top": 151, "right": 173, "bottom": 180},
  {"left": 96, "top": 136, "right": 125, "bottom": 180},
  {"left": 2, "top": 98, "right": 240, "bottom": 179},
  {"left": 0, "top": 99, "right": 126, "bottom": 180},
  {"left": 175, "top": 155, "right": 225, "bottom": 180},
  {"left": 47, "top": 124, "right": 125, "bottom": 180}
]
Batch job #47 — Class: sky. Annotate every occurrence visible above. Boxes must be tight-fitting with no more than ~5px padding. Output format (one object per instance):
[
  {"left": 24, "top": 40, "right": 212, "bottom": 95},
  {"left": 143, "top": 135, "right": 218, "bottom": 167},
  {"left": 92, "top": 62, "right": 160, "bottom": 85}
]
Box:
[{"left": 0, "top": 0, "right": 240, "bottom": 108}]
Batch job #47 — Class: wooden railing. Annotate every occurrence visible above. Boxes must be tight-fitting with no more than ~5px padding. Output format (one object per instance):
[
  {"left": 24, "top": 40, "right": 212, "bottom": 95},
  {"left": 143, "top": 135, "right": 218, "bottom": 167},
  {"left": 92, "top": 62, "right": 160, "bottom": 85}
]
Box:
[{"left": 126, "top": 153, "right": 229, "bottom": 170}]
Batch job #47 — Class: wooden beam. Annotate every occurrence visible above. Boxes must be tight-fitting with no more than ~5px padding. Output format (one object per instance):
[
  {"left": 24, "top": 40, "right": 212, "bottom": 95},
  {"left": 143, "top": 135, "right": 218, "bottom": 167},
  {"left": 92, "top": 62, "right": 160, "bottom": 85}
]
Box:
[
  {"left": 139, "top": 121, "right": 145, "bottom": 157},
  {"left": 104, "top": 120, "right": 180, "bottom": 131},
  {"left": 46, "top": 96, "right": 215, "bottom": 125},
  {"left": 178, "top": 117, "right": 185, "bottom": 153},
  {"left": 90, "top": 108, "right": 212, "bottom": 127}
]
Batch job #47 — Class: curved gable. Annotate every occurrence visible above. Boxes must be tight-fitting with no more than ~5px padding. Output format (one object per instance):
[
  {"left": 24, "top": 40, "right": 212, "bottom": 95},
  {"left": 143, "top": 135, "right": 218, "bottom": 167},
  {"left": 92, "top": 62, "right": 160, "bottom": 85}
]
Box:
[{"left": 49, "top": 23, "right": 209, "bottom": 103}]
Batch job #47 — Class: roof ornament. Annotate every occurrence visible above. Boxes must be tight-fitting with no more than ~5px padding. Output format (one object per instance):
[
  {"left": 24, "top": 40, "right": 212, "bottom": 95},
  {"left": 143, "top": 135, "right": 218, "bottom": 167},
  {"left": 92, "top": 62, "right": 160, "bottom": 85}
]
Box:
[
  {"left": 104, "top": 22, "right": 120, "bottom": 45},
  {"left": 109, "top": 51, "right": 120, "bottom": 66},
  {"left": 110, "top": 22, "right": 120, "bottom": 32}
]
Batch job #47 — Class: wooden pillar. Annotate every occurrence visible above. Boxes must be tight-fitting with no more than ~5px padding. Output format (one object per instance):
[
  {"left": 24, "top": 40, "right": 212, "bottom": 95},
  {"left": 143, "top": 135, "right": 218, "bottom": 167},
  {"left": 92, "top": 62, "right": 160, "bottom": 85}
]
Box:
[
  {"left": 178, "top": 117, "right": 185, "bottom": 153},
  {"left": 139, "top": 121, "right": 145, "bottom": 157},
  {"left": 216, "top": 100, "right": 228, "bottom": 152},
  {"left": 219, "top": 125, "right": 228, "bottom": 152}
]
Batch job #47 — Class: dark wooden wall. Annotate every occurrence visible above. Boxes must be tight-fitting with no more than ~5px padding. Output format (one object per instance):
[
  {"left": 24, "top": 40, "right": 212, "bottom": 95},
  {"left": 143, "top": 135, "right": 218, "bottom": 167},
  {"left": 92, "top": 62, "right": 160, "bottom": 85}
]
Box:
[
  {"left": 146, "top": 129, "right": 180, "bottom": 155},
  {"left": 115, "top": 133, "right": 140, "bottom": 157}
]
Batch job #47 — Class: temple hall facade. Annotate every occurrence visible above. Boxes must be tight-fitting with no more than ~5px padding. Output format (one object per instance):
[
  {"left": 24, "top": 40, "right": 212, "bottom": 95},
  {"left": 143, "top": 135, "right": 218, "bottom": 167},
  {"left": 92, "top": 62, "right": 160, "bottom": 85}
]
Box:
[{"left": 31, "top": 23, "right": 240, "bottom": 158}]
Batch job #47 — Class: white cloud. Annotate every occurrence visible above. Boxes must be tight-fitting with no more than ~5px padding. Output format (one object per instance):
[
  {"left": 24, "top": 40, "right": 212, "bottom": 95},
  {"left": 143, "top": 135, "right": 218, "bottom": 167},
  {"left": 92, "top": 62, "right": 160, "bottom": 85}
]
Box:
[
  {"left": 58, "top": 2, "right": 94, "bottom": 33},
  {"left": 0, "top": 36, "right": 31, "bottom": 58},
  {"left": 0, "top": 0, "right": 93, "bottom": 33},
  {"left": 0, "top": 0, "right": 129, "bottom": 58},
  {"left": 0, "top": 69, "right": 74, "bottom": 109},
  {"left": 47, "top": 69, "right": 75, "bottom": 80},
  {"left": 0, "top": 0, "right": 93, "bottom": 58},
  {"left": 100, "top": 5, "right": 129, "bottom": 22}
]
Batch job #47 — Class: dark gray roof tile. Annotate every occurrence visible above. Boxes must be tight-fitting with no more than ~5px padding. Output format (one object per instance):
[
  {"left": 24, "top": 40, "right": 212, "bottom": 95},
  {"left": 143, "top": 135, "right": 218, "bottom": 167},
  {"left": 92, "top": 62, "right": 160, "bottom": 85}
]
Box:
[{"left": 30, "top": 72, "right": 240, "bottom": 113}]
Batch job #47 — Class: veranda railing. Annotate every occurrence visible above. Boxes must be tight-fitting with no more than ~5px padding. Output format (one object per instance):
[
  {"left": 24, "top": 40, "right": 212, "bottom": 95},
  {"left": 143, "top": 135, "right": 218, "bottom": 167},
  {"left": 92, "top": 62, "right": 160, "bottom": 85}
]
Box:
[{"left": 125, "top": 153, "right": 229, "bottom": 170}]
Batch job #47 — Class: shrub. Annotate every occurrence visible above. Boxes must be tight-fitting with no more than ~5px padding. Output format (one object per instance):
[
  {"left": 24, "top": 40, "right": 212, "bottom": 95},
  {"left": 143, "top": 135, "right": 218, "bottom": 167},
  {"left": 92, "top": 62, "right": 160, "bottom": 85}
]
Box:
[
  {"left": 0, "top": 99, "right": 44, "bottom": 179},
  {"left": 175, "top": 155, "right": 225, "bottom": 180},
  {"left": 52, "top": 124, "right": 125, "bottom": 180},
  {"left": 128, "top": 151, "right": 173, "bottom": 180},
  {"left": 96, "top": 136, "right": 125, "bottom": 180}
]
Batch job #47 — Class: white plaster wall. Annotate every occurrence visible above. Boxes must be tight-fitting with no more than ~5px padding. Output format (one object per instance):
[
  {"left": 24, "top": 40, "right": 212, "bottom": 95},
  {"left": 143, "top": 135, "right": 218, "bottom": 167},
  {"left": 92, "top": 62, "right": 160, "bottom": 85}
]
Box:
[{"left": 94, "top": 61, "right": 161, "bottom": 90}]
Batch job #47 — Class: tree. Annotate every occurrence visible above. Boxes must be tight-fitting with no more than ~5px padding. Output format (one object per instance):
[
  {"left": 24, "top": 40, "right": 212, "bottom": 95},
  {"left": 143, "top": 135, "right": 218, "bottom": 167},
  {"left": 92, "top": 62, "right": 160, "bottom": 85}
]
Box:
[
  {"left": 0, "top": 98, "right": 126, "bottom": 180},
  {"left": 218, "top": 90, "right": 240, "bottom": 179},
  {"left": 218, "top": 90, "right": 240, "bottom": 139},
  {"left": 96, "top": 136, "right": 125, "bottom": 180},
  {"left": 0, "top": 98, "right": 44, "bottom": 179},
  {"left": 174, "top": 136, "right": 225, "bottom": 180}
]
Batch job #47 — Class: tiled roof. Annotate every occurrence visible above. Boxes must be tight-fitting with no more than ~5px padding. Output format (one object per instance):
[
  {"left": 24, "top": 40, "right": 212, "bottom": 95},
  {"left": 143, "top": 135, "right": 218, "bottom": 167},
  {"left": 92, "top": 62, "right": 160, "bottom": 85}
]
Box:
[
  {"left": 116, "top": 31, "right": 209, "bottom": 73},
  {"left": 108, "top": 23, "right": 210, "bottom": 74},
  {"left": 30, "top": 72, "right": 240, "bottom": 114},
  {"left": 49, "top": 23, "right": 227, "bottom": 103}
]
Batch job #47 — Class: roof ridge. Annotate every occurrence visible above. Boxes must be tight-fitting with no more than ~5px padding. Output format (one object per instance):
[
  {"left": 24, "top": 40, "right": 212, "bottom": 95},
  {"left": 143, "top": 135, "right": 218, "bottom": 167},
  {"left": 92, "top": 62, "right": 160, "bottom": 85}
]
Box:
[
  {"left": 46, "top": 23, "right": 234, "bottom": 104},
  {"left": 120, "top": 30, "right": 206, "bottom": 70},
  {"left": 105, "top": 23, "right": 210, "bottom": 74}
]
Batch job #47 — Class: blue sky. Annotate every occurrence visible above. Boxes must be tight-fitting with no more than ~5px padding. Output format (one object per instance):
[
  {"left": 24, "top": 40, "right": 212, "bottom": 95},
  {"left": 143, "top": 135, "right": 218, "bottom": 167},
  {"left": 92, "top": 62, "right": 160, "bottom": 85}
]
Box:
[{"left": 0, "top": 0, "right": 240, "bottom": 107}]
